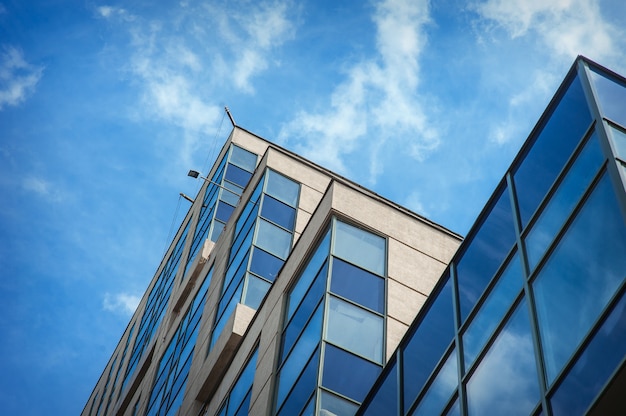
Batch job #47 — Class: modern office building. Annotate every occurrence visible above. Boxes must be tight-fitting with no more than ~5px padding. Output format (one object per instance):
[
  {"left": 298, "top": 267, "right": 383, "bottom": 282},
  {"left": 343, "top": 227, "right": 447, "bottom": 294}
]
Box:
[{"left": 84, "top": 56, "right": 626, "bottom": 416}]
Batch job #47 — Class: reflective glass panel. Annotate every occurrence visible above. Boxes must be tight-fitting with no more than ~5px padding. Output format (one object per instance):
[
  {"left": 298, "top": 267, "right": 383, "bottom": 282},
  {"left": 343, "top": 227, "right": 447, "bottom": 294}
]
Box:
[
  {"left": 533, "top": 172, "right": 626, "bottom": 383},
  {"left": 333, "top": 221, "right": 386, "bottom": 276},
  {"left": 277, "top": 348, "right": 319, "bottom": 416},
  {"left": 410, "top": 349, "right": 458, "bottom": 416},
  {"left": 255, "top": 219, "right": 292, "bottom": 259},
  {"left": 249, "top": 247, "right": 283, "bottom": 282},
  {"left": 550, "top": 288, "right": 626, "bottom": 415},
  {"left": 402, "top": 276, "right": 455, "bottom": 411},
  {"left": 456, "top": 184, "right": 516, "bottom": 321},
  {"left": 216, "top": 201, "right": 235, "bottom": 223},
  {"left": 330, "top": 257, "right": 385, "bottom": 313},
  {"left": 260, "top": 194, "right": 296, "bottom": 230},
  {"left": 227, "top": 348, "right": 258, "bottom": 416},
  {"left": 325, "top": 296, "right": 384, "bottom": 363},
  {"left": 322, "top": 344, "right": 381, "bottom": 403},
  {"left": 225, "top": 163, "right": 253, "bottom": 188},
  {"left": 229, "top": 145, "right": 257, "bottom": 172},
  {"left": 446, "top": 399, "right": 460, "bottom": 416},
  {"left": 266, "top": 170, "right": 300, "bottom": 207},
  {"left": 466, "top": 299, "right": 539, "bottom": 415},
  {"left": 525, "top": 133, "right": 604, "bottom": 270},
  {"left": 320, "top": 391, "right": 358, "bottom": 416},
  {"left": 513, "top": 74, "right": 592, "bottom": 228},
  {"left": 463, "top": 253, "right": 523, "bottom": 370},
  {"left": 242, "top": 274, "right": 271, "bottom": 309},
  {"left": 590, "top": 66, "right": 626, "bottom": 129},
  {"left": 210, "top": 220, "right": 224, "bottom": 242},
  {"left": 609, "top": 124, "right": 626, "bottom": 160},
  {"left": 221, "top": 182, "right": 242, "bottom": 206},
  {"left": 360, "top": 357, "right": 398, "bottom": 416}
]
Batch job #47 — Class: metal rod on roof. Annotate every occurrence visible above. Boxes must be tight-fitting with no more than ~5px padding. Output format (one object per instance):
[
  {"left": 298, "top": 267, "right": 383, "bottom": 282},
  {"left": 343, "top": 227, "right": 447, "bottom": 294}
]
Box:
[{"left": 225, "top": 106, "right": 236, "bottom": 127}]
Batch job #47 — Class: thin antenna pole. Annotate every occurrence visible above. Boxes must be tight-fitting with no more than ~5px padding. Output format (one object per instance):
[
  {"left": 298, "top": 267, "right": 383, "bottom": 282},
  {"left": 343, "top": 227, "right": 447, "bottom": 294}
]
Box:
[{"left": 225, "top": 106, "right": 236, "bottom": 127}]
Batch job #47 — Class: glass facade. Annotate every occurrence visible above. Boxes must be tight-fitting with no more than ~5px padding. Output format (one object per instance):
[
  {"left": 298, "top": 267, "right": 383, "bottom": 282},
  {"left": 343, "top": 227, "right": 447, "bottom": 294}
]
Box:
[
  {"left": 358, "top": 58, "right": 626, "bottom": 416},
  {"left": 275, "top": 218, "right": 387, "bottom": 416}
]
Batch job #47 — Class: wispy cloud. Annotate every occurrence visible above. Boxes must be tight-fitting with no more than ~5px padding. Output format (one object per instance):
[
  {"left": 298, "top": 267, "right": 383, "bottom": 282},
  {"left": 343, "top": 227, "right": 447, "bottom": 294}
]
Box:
[
  {"left": 279, "top": 0, "right": 437, "bottom": 182},
  {"left": 21, "top": 176, "right": 65, "bottom": 202},
  {"left": 0, "top": 46, "right": 44, "bottom": 110},
  {"left": 103, "top": 292, "right": 141, "bottom": 316}
]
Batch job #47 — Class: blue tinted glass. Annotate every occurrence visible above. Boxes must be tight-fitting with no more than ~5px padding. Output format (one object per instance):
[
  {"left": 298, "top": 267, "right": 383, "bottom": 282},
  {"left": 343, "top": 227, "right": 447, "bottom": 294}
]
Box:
[
  {"left": 322, "top": 344, "right": 381, "bottom": 403},
  {"left": 255, "top": 219, "right": 292, "bottom": 260},
  {"left": 232, "top": 390, "right": 251, "bottom": 416},
  {"left": 234, "top": 185, "right": 261, "bottom": 239},
  {"left": 221, "top": 251, "right": 249, "bottom": 313},
  {"left": 287, "top": 230, "right": 331, "bottom": 320},
  {"left": 225, "top": 163, "right": 253, "bottom": 188},
  {"left": 463, "top": 253, "right": 523, "bottom": 370},
  {"left": 282, "top": 271, "right": 326, "bottom": 363},
  {"left": 242, "top": 274, "right": 271, "bottom": 309},
  {"left": 608, "top": 124, "right": 626, "bottom": 160},
  {"left": 210, "top": 220, "right": 225, "bottom": 242},
  {"left": 590, "top": 66, "right": 626, "bottom": 129},
  {"left": 525, "top": 133, "right": 604, "bottom": 270},
  {"left": 229, "top": 145, "right": 257, "bottom": 172},
  {"left": 550, "top": 289, "right": 626, "bottom": 415},
  {"left": 261, "top": 194, "right": 296, "bottom": 230},
  {"left": 277, "top": 306, "right": 323, "bottom": 405},
  {"left": 403, "top": 276, "right": 455, "bottom": 411},
  {"left": 466, "top": 299, "right": 539, "bottom": 415},
  {"left": 326, "top": 296, "right": 383, "bottom": 363},
  {"left": 330, "top": 257, "right": 385, "bottom": 313},
  {"left": 410, "top": 349, "right": 458, "bottom": 416},
  {"left": 456, "top": 184, "right": 516, "bottom": 321},
  {"left": 320, "top": 391, "right": 358, "bottom": 416},
  {"left": 216, "top": 201, "right": 235, "bottom": 223},
  {"left": 228, "top": 348, "right": 258, "bottom": 416},
  {"left": 249, "top": 247, "right": 283, "bottom": 282},
  {"left": 277, "top": 348, "right": 319, "bottom": 416},
  {"left": 533, "top": 171, "right": 626, "bottom": 383},
  {"left": 333, "top": 221, "right": 386, "bottom": 276},
  {"left": 513, "top": 75, "right": 592, "bottom": 228},
  {"left": 446, "top": 399, "right": 460, "bottom": 416},
  {"left": 266, "top": 170, "right": 300, "bottom": 207},
  {"left": 211, "top": 280, "right": 244, "bottom": 348},
  {"left": 221, "top": 182, "right": 242, "bottom": 206},
  {"left": 230, "top": 210, "right": 257, "bottom": 265},
  {"left": 360, "top": 357, "right": 398, "bottom": 416}
]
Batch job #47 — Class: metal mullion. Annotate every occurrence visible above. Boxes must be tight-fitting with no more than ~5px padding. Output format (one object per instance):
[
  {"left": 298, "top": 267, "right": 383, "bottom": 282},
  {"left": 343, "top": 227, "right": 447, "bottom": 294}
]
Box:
[
  {"left": 506, "top": 171, "right": 551, "bottom": 415},
  {"left": 326, "top": 290, "right": 384, "bottom": 318}
]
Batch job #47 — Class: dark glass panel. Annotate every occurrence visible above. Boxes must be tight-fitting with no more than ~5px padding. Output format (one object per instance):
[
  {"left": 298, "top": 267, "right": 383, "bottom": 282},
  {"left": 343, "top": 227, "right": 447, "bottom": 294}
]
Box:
[
  {"left": 463, "top": 253, "right": 523, "bottom": 371},
  {"left": 589, "top": 66, "right": 626, "bottom": 129},
  {"left": 525, "top": 132, "right": 604, "bottom": 270},
  {"left": 230, "top": 209, "right": 256, "bottom": 266},
  {"left": 320, "top": 391, "right": 358, "bottom": 416},
  {"left": 249, "top": 247, "right": 283, "bottom": 282},
  {"left": 330, "top": 257, "right": 385, "bottom": 313},
  {"left": 229, "top": 145, "right": 257, "bottom": 172},
  {"left": 446, "top": 399, "right": 460, "bottom": 416},
  {"left": 322, "top": 344, "right": 381, "bottom": 403},
  {"left": 234, "top": 184, "right": 261, "bottom": 240},
  {"left": 232, "top": 389, "right": 251, "bottom": 416},
  {"left": 402, "top": 275, "right": 455, "bottom": 411},
  {"left": 277, "top": 348, "right": 319, "bottom": 416},
  {"left": 550, "top": 289, "right": 626, "bottom": 415},
  {"left": 333, "top": 220, "right": 386, "bottom": 276},
  {"left": 225, "top": 163, "right": 253, "bottom": 188},
  {"left": 216, "top": 201, "right": 235, "bottom": 223},
  {"left": 466, "top": 299, "right": 539, "bottom": 415},
  {"left": 410, "top": 348, "right": 458, "bottom": 416},
  {"left": 359, "top": 357, "right": 398, "bottom": 416},
  {"left": 533, "top": 172, "right": 626, "bottom": 383},
  {"left": 227, "top": 348, "right": 258, "bottom": 416},
  {"left": 260, "top": 194, "right": 297, "bottom": 230},
  {"left": 456, "top": 184, "right": 516, "bottom": 321},
  {"left": 210, "top": 280, "right": 244, "bottom": 349},
  {"left": 513, "top": 74, "right": 592, "bottom": 227},
  {"left": 266, "top": 169, "right": 300, "bottom": 207},
  {"left": 242, "top": 274, "right": 271, "bottom": 309}
]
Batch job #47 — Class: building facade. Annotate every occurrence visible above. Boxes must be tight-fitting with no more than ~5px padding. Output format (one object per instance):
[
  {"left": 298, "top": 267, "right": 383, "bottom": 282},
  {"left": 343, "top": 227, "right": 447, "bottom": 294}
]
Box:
[{"left": 84, "top": 56, "right": 626, "bottom": 416}]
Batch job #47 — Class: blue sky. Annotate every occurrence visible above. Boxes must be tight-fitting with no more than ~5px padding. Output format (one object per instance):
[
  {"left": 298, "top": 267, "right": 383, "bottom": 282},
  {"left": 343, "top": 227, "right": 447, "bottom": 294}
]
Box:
[{"left": 1, "top": 0, "right": 626, "bottom": 414}]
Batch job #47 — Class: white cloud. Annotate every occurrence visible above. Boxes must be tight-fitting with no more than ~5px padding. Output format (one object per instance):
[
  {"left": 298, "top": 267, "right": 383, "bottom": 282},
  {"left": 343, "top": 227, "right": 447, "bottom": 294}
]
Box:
[
  {"left": 103, "top": 292, "right": 141, "bottom": 315},
  {"left": 279, "top": 0, "right": 437, "bottom": 180},
  {"left": 0, "top": 46, "right": 44, "bottom": 110},
  {"left": 96, "top": 5, "right": 135, "bottom": 22},
  {"left": 21, "top": 176, "right": 65, "bottom": 202}
]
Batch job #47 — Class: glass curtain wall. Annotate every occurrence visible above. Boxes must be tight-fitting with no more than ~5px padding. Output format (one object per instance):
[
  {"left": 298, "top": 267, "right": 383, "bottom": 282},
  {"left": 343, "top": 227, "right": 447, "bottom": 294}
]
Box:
[
  {"left": 275, "top": 217, "right": 387, "bottom": 416},
  {"left": 358, "top": 58, "right": 626, "bottom": 416},
  {"left": 210, "top": 169, "right": 300, "bottom": 350}
]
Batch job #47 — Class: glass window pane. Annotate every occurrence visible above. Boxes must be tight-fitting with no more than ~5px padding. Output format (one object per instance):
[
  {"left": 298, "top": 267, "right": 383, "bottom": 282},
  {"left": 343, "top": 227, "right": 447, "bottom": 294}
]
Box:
[
  {"left": 590, "top": 66, "right": 626, "bottom": 129},
  {"left": 221, "top": 182, "right": 242, "bottom": 206},
  {"left": 325, "top": 296, "right": 383, "bottom": 363},
  {"left": 210, "top": 220, "right": 225, "bottom": 242},
  {"left": 225, "top": 163, "right": 253, "bottom": 188},
  {"left": 261, "top": 194, "right": 297, "bottom": 230},
  {"left": 402, "top": 275, "right": 455, "bottom": 411},
  {"left": 463, "top": 253, "right": 523, "bottom": 370},
  {"left": 333, "top": 221, "right": 386, "bottom": 276},
  {"left": 255, "top": 219, "right": 292, "bottom": 260},
  {"left": 322, "top": 344, "right": 381, "bottom": 403},
  {"left": 249, "top": 247, "right": 283, "bottom": 282},
  {"left": 216, "top": 201, "right": 235, "bottom": 223},
  {"left": 287, "top": 230, "right": 330, "bottom": 320},
  {"left": 266, "top": 169, "right": 300, "bottom": 207},
  {"left": 227, "top": 348, "right": 258, "bottom": 416},
  {"left": 359, "top": 357, "right": 398, "bottom": 416},
  {"left": 609, "top": 123, "right": 626, "bottom": 160},
  {"left": 242, "top": 274, "right": 271, "bottom": 309},
  {"left": 320, "top": 391, "right": 358, "bottom": 416},
  {"left": 466, "top": 299, "right": 539, "bottom": 416},
  {"left": 533, "top": 171, "right": 626, "bottom": 383},
  {"left": 550, "top": 288, "right": 626, "bottom": 415},
  {"left": 410, "top": 349, "right": 458, "bottom": 416},
  {"left": 330, "top": 257, "right": 385, "bottom": 313},
  {"left": 277, "top": 348, "right": 319, "bottom": 416},
  {"left": 456, "top": 184, "right": 516, "bottom": 321},
  {"left": 446, "top": 399, "right": 461, "bottom": 416},
  {"left": 229, "top": 145, "right": 257, "bottom": 172},
  {"left": 513, "top": 74, "right": 592, "bottom": 228},
  {"left": 524, "top": 132, "right": 604, "bottom": 270}
]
